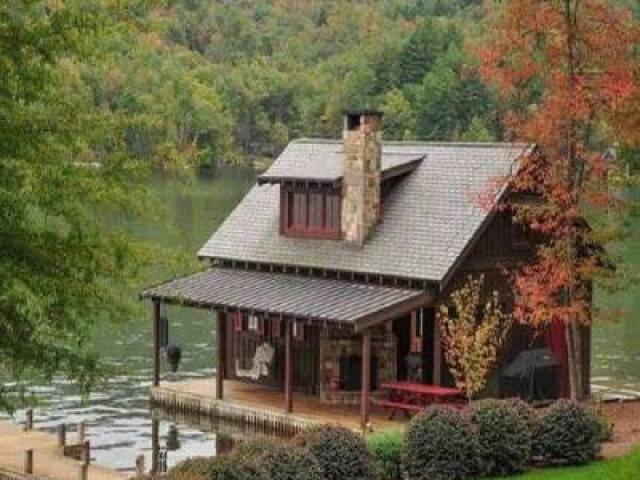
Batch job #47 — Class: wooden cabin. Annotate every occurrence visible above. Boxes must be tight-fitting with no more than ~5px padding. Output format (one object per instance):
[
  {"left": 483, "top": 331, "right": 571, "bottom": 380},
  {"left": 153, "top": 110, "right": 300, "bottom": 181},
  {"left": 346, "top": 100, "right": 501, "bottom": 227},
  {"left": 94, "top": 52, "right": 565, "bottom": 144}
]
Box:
[{"left": 142, "top": 112, "right": 589, "bottom": 430}]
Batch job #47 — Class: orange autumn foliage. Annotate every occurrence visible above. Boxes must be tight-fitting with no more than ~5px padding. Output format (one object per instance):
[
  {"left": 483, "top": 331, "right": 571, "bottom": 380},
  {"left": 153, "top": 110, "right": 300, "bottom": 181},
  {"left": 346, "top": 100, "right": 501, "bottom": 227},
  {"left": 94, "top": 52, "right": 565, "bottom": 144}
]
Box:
[{"left": 481, "top": 0, "right": 640, "bottom": 330}]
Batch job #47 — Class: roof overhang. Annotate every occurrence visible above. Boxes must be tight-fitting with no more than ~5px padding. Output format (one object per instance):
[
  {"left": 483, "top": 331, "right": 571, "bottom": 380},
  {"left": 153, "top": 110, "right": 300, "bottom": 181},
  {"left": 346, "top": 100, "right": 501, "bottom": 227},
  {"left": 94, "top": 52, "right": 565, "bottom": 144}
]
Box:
[
  {"left": 256, "top": 156, "right": 424, "bottom": 187},
  {"left": 141, "top": 268, "right": 432, "bottom": 332}
]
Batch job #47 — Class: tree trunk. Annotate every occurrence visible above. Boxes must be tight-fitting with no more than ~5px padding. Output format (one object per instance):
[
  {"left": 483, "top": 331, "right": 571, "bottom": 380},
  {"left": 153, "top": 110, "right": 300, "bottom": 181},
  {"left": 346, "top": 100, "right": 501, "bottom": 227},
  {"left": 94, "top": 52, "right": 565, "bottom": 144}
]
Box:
[{"left": 565, "top": 320, "right": 586, "bottom": 400}]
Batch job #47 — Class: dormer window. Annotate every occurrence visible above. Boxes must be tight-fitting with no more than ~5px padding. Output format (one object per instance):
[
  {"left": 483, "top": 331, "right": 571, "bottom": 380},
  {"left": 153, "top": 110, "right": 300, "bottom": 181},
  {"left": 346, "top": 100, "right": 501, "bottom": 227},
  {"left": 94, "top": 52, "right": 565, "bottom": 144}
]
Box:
[{"left": 280, "top": 185, "right": 341, "bottom": 239}]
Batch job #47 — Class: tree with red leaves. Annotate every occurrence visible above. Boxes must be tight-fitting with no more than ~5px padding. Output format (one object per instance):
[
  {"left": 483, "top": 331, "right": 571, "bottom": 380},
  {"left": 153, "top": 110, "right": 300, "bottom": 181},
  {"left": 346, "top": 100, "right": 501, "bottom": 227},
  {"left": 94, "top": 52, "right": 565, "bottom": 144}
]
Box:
[{"left": 481, "top": 0, "right": 640, "bottom": 400}]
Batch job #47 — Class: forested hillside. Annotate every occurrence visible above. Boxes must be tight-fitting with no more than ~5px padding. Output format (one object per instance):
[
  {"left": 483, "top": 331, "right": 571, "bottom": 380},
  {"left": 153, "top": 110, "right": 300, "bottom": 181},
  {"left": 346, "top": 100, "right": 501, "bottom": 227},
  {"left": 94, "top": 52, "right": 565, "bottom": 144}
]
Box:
[{"left": 87, "top": 0, "right": 499, "bottom": 168}]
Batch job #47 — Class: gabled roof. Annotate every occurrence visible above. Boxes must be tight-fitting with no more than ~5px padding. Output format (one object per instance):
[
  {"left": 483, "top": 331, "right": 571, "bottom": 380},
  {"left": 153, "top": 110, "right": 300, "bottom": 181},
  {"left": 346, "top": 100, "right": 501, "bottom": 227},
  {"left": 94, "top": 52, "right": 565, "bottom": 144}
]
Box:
[
  {"left": 199, "top": 140, "right": 531, "bottom": 283},
  {"left": 258, "top": 140, "right": 423, "bottom": 184}
]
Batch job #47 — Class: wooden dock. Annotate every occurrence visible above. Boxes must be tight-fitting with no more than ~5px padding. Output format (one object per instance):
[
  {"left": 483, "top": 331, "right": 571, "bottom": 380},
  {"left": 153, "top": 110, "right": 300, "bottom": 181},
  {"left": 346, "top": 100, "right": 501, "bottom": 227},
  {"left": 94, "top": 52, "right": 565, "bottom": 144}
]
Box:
[
  {"left": 151, "top": 377, "right": 407, "bottom": 435},
  {"left": 0, "top": 421, "right": 126, "bottom": 480}
]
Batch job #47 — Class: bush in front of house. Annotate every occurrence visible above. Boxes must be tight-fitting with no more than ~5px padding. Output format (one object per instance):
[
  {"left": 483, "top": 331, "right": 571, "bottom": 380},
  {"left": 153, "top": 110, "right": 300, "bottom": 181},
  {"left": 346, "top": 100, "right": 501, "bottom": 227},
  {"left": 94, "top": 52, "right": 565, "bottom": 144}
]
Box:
[
  {"left": 366, "top": 430, "right": 405, "bottom": 480},
  {"left": 469, "top": 399, "right": 532, "bottom": 476},
  {"left": 589, "top": 404, "right": 614, "bottom": 443},
  {"left": 404, "top": 405, "right": 480, "bottom": 480},
  {"left": 167, "top": 452, "right": 262, "bottom": 480},
  {"left": 295, "top": 425, "right": 371, "bottom": 480},
  {"left": 532, "top": 399, "right": 603, "bottom": 465},
  {"left": 504, "top": 397, "right": 540, "bottom": 434},
  {"left": 259, "top": 445, "right": 325, "bottom": 480}
]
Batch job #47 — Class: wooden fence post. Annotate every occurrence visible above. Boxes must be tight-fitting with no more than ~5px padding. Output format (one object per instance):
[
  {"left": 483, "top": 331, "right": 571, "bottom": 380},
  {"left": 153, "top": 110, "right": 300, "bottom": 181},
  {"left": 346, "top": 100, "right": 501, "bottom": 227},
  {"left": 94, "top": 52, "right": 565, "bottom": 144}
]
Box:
[
  {"left": 24, "top": 409, "right": 33, "bottom": 431},
  {"left": 78, "top": 464, "right": 88, "bottom": 480},
  {"left": 82, "top": 440, "right": 91, "bottom": 465},
  {"left": 24, "top": 449, "right": 33, "bottom": 474},
  {"left": 77, "top": 421, "right": 86, "bottom": 443},
  {"left": 58, "top": 424, "right": 66, "bottom": 448},
  {"left": 135, "top": 454, "right": 145, "bottom": 477}
]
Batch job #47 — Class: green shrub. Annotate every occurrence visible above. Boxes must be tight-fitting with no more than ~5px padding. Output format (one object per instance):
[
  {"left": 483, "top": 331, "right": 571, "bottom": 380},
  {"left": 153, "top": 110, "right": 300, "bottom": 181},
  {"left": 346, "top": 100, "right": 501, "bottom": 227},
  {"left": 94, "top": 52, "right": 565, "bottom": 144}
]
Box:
[
  {"left": 470, "top": 399, "right": 532, "bottom": 476},
  {"left": 167, "top": 457, "right": 212, "bottom": 480},
  {"left": 167, "top": 453, "right": 262, "bottom": 480},
  {"left": 533, "top": 399, "right": 603, "bottom": 465},
  {"left": 505, "top": 397, "right": 540, "bottom": 434},
  {"left": 366, "top": 430, "right": 405, "bottom": 480},
  {"left": 260, "top": 445, "right": 325, "bottom": 480},
  {"left": 295, "top": 425, "right": 370, "bottom": 480},
  {"left": 404, "top": 405, "right": 479, "bottom": 480},
  {"left": 233, "top": 438, "right": 279, "bottom": 461},
  {"left": 589, "top": 404, "right": 614, "bottom": 443}
]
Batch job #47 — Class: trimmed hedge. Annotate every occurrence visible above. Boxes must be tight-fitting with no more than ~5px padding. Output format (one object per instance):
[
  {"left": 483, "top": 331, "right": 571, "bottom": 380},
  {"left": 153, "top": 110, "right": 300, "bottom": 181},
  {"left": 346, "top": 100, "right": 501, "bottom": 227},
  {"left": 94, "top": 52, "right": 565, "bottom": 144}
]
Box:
[
  {"left": 259, "top": 445, "right": 325, "bottom": 480},
  {"left": 533, "top": 399, "right": 603, "bottom": 465},
  {"left": 295, "top": 425, "right": 370, "bottom": 480},
  {"left": 470, "top": 399, "right": 532, "bottom": 476},
  {"left": 505, "top": 397, "right": 540, "bottom": 434},
  {"left": 167, "top": 448, "right": 263, "bottom": 480},
  {"left": 366, "top": 430, "right": 404, "bottom": 480},
  {"left": 405, "top": 405, "right": 480, "bottom": 480},
  {"left": 164, "top": 399, "right": 612, "bottom": 480}
]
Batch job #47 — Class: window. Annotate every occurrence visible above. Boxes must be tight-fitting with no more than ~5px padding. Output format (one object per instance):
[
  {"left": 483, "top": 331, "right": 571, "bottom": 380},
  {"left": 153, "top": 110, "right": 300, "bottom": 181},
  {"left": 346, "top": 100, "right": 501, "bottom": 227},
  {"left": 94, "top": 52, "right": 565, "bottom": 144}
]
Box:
[{"left": 282, "top": 186, "right": 341, "bottom": 239}]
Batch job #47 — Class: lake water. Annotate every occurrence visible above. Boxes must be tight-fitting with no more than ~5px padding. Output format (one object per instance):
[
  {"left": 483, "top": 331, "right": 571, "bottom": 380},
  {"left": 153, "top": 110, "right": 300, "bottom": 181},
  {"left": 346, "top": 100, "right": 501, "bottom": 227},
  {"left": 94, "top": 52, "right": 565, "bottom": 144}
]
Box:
[{"left": 1, "top": 167, "right": 639, "bottom": 473}]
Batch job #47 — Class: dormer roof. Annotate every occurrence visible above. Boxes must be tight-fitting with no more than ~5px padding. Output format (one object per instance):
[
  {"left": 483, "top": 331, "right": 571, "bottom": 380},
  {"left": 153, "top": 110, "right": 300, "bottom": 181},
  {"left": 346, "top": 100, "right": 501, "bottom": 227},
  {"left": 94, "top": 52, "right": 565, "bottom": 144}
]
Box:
[{"left": 257, "top": 140, "right": 423, "bottom": 185}]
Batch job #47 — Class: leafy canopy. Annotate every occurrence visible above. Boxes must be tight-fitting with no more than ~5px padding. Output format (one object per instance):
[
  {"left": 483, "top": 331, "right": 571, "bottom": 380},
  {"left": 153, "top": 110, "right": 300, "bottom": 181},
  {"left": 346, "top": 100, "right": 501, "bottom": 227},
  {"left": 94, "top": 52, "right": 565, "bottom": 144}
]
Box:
[{"left": 0, "top": 0, "right": 168, "bottom": 410}]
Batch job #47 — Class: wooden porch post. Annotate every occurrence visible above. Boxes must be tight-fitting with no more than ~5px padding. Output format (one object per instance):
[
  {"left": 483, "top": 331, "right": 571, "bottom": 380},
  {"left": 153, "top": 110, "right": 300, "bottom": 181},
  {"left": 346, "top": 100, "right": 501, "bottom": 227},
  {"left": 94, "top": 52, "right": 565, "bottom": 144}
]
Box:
[
  {"left": 216, "top": 311, "right": 226, "bottom": 400},
  {"left": 284, "top": 319, "right": 293, "bottom": 413},
  {"left": 433, "top": 315, "right": 442, "bottom": 386},
  {"left": 152, "top": 300, "right": 161, "bottom": 387},
  {"left": 360, "top": 328, "right": 372, "bottom": 429}
]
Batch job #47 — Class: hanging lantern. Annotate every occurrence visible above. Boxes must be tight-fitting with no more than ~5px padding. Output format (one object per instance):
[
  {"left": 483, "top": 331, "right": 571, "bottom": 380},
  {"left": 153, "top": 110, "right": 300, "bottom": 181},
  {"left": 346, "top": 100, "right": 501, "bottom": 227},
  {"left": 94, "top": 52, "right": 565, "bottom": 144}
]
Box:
[
  {"left": 166, "top": 344, "right": 182, "bottom": 373},
  {"left": 159, "top": 303, "right": 169, "bottom": 349}
]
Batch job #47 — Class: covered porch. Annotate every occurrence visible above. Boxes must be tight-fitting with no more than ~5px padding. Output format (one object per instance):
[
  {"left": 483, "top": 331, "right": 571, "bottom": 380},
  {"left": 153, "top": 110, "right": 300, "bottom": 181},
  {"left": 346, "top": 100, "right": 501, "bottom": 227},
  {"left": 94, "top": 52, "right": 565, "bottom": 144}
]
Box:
[{"left": 141, "top": 267, "right": 435, "bottom": 430}]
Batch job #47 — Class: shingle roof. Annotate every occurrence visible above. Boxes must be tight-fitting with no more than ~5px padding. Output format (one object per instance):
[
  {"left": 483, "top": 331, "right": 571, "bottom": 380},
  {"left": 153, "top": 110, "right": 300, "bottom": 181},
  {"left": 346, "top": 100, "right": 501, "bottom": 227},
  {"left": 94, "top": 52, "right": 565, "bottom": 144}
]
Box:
[
  {"left": 141, "top": 268, "right": 428, "bottom": 328},
  {"left": 258, "top": 140, "right": 423, "bottom": 183},
  {"left": 199, "top": 140, "right": 530, "bottom": 282}
]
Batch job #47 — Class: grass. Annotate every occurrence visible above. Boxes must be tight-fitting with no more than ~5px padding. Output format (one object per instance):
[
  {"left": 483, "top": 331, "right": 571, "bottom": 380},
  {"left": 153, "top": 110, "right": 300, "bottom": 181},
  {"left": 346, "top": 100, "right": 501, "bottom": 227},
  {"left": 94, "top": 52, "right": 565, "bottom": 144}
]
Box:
[{"left": 504, "top": 448, "right": 640, "bottom": 480}]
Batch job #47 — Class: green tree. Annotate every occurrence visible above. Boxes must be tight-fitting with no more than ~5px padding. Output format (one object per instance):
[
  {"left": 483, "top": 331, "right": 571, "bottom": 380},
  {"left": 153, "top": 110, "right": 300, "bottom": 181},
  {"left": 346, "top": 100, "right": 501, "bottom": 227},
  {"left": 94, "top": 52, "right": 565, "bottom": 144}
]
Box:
[{"left": 0, "top": 1, "right": 164, "bottom": 410}]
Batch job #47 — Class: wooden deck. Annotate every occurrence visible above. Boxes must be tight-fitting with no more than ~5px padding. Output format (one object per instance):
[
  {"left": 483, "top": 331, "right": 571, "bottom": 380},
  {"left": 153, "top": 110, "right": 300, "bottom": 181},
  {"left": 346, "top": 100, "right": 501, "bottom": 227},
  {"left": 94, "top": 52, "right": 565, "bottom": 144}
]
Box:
[
  {"left": 0, "top": 421, "right": 125, "bottom": 480},
  {"left": 151, "top": 378, "right": 408, "bottom": 435}
]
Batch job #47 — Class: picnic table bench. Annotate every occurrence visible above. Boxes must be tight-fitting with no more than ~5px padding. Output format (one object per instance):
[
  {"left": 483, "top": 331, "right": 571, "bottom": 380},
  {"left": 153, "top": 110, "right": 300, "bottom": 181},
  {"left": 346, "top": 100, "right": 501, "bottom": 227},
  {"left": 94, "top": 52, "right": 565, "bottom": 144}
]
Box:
[{"left": 378, "top": 381, "right": 466, "bottom": 419}]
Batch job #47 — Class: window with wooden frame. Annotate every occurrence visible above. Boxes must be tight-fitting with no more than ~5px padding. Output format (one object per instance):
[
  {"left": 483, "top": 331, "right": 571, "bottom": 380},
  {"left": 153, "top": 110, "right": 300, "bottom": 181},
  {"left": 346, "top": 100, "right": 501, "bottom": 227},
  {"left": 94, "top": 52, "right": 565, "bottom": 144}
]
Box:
[{"left": 281, "top": 185, "right": 341, "bottom": 239}]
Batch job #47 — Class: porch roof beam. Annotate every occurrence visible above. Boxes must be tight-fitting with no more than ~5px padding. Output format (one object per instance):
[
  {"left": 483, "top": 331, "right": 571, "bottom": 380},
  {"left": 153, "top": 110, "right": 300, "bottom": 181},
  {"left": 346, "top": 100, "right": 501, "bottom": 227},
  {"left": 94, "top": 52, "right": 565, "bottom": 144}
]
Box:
[{"left": 353, "top": 291, "right": 433, "bottom": 332}]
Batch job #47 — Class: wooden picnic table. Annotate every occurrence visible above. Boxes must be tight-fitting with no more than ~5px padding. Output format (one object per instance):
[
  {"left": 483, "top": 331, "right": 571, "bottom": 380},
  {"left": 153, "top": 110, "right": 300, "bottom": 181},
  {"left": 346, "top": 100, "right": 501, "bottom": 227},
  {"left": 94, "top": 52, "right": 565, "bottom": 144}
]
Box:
[{"left": 378, "top": 381, "right": 466, "bottom": 419}]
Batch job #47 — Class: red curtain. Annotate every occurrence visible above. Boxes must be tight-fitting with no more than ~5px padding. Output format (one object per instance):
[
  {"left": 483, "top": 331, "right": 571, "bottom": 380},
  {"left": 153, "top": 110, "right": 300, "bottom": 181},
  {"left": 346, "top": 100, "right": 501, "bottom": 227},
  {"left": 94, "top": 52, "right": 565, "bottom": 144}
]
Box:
[{"left": 545, "top": 321, "right": 569, "bottom": 398}]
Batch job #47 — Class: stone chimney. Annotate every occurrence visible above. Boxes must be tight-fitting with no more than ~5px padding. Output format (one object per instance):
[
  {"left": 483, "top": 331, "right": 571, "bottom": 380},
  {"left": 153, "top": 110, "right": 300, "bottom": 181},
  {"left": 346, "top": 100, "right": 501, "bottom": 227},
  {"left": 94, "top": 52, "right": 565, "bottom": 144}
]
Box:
[{"left": 341, "top": 111, "right": 383, "bottom": 246}]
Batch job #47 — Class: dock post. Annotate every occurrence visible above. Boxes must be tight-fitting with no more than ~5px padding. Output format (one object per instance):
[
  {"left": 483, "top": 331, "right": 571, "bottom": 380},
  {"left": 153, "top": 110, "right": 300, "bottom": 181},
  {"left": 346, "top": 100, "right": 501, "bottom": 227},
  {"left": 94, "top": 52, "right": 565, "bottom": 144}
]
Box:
[
  {"left": 360, "top": 329, "right": 372, "bottom": 430},
  {"left": 58, "top": 424, "right": 66, "bottom": 448},
  {"left": 78, "top": 464, "right": 88, "bottom": 480},
  {"left": 77, "top": 421, "right": 86, "bottom": 443},
  {"left": 82, "top": 440, "right": 91, "bottom": 465},
  {"left": 153, "top": 300, "right": 161, "bottom": 387},
  {"left": 24, "top": 449, "right": 33, "bottom": 474},
  {"left": 135, "top": 454, "right": 145, "bottom": 477},
  {"left": 24, "top": 409, "right": 33, "bottom": 431},
  {"left": 151, "top": 418, "right": 159, "bottom": 474}
]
